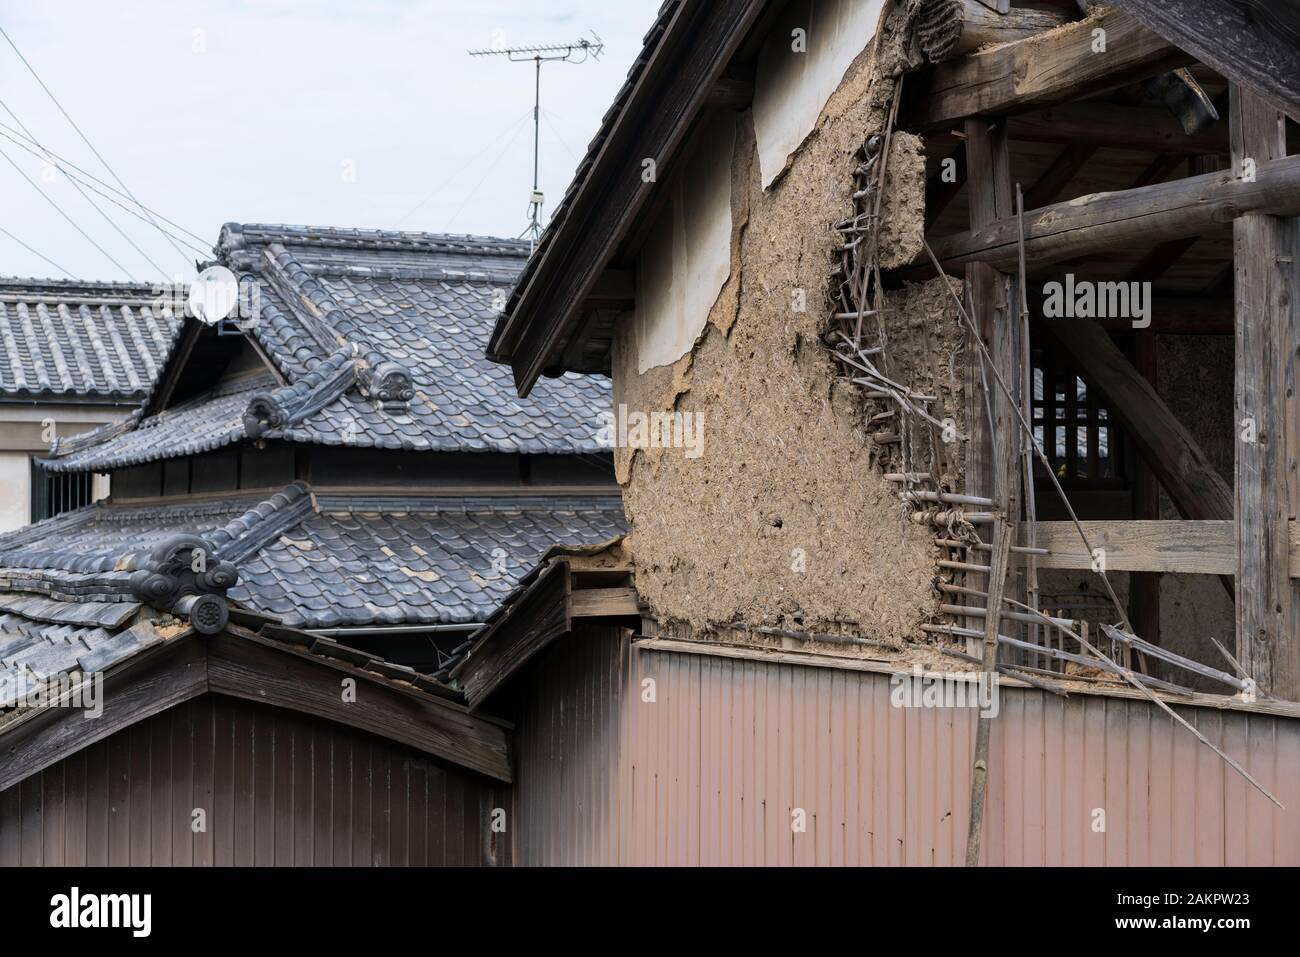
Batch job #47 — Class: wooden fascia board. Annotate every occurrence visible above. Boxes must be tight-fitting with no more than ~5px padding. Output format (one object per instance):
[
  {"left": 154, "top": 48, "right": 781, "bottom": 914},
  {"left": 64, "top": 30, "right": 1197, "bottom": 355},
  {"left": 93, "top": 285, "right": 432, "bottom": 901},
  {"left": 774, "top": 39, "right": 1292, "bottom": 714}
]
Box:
[
  {"left": 459, "top": 559, "right": 573, "bottom": 710},
  {"left": 208, "top": 629, "right": 513, "bottom": 783},
  {"left": 0, "top": 635, "right": 207, "bottom": 794}
]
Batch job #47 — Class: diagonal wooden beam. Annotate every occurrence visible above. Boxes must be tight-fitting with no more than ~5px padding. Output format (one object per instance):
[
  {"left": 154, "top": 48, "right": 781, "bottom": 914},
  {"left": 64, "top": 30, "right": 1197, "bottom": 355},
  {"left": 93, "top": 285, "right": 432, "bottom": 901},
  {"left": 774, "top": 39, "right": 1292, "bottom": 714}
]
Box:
[
  {"left": 1036, "top": 317, "right": 1233, "bottom": 523},
  {"left": 904, "top": 7, "right": 1193, "bottom": 132},
  {"left": 1023, "top": 143, "right": 1097, "bottom": 209}
]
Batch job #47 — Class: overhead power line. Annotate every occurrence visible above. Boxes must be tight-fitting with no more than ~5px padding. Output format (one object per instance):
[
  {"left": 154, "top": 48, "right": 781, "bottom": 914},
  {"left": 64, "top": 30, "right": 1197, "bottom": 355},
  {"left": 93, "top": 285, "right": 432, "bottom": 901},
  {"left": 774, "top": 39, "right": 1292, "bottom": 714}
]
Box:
[
  {"left": 0, "top": 125, "right": 209, "bottom": 258},
  {"left": 0, "top": 120, "right": 210, "bottom": 251},
  {"left": 0, "top": 96, "right": 169, "bottom": 278},
  {"left": 0, "top": 224, "right": 73, "bottom": 278},
  {"left": 0, "top": 23, "right": 194, "bottom": 269},
  {"left": 0, "top": 142, "right": 136, "bottom": 278}
]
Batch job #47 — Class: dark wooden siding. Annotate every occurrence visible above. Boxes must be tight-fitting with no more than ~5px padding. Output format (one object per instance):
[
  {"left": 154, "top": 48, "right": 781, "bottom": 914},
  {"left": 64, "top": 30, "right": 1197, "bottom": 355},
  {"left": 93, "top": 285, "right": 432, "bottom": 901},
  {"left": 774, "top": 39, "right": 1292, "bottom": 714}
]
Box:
[
  {"left": 512, "top": 625, "right": 629, "bottom": 866},
  {"left": 0, "top": 694, "right": 510, "bottom": 866}
]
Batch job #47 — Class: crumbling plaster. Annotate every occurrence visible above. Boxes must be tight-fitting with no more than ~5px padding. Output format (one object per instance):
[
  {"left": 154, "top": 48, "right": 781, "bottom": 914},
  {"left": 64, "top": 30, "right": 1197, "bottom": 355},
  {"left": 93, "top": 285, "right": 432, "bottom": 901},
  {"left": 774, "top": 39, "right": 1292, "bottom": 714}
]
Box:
[{"left": 612, "top": 0, "right": 957, "bottom": 639}]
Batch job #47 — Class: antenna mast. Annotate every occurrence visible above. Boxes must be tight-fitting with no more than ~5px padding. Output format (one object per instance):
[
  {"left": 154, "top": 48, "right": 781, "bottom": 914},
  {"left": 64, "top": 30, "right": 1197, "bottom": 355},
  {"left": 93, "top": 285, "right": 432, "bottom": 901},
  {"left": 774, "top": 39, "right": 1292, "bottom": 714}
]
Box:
[{"left": 468, "top": 33, "right": 604, "bottom": 248}]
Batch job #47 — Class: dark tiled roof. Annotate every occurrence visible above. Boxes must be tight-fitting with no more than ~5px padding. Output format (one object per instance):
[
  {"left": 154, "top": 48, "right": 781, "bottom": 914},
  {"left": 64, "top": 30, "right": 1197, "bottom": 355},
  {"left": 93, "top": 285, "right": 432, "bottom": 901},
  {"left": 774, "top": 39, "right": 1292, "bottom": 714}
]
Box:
[
  {"left": 0, "top": 278, "right": 180, "bottom": 401},
  {"left": 0, "top": 594, "right": 460, "bottom": 713},
  {"left": 41, "top": 225, "right": 611, "bottom": 471},
  {"left": 46, "top": 373, "right": 271, "bottom": 471},
  {"left": 0, "top": 482, "right": 627, "bottom": 631},
  {"left": 239, "top": 493, "right": 628, "bottom": 629}
]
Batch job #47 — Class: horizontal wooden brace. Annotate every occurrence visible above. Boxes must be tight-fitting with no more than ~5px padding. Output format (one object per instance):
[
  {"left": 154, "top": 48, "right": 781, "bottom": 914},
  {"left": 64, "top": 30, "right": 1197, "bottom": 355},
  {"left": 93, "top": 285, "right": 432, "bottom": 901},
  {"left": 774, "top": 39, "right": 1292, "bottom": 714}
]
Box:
[{"left": 1021, "top": 520, "right": 1300, "bottom": 577}]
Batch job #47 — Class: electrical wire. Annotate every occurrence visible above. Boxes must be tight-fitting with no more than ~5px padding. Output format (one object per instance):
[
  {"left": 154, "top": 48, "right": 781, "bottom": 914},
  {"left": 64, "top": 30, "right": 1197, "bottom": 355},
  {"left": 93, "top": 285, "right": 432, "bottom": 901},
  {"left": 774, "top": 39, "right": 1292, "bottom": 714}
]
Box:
[
  {"left": 0, "top": 223, "right": 73, "bottom": 278},
  {"left": 0, "top": 142, "right": 136, "bottom": 278},
  {"left": 0, "top": 96, "right": 170, "bottom": 278},
  {"left": 0, "top": 23, "right": 194, "bottom": 269},
  {"left": 0, "top": 125, "right": 209, "bottom": 258},
  {"left": 393, "top": 106, "right": 534, "bottom": 227}
]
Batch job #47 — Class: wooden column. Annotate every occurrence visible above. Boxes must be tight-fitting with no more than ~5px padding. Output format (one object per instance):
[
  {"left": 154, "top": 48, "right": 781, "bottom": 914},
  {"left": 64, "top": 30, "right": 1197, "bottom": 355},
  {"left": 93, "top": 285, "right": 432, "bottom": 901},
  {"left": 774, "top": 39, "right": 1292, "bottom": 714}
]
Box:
[
  {"left": 961, "top": 117, "right": 1022, "bottom": 867},
  {"left": 962, "top": 118, "right": 1019, "bottom": 652},
  {"left": 1231, "top": 85, "right": 1299, "bottom": 700},
  {"left": 1129, "top": 331, "right": 1161, "bottom": 645}
]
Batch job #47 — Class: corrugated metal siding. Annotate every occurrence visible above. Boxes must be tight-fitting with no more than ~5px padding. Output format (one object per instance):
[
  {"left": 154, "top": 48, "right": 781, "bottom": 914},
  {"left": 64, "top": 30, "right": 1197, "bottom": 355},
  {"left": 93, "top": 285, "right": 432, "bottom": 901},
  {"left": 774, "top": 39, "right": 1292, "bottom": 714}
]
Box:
[
  {"left": 512, "top": 630, "right": 1300, "bottom": 865},
  {"left": 0, "top": 694, "right": 510, "bottom": 866}
]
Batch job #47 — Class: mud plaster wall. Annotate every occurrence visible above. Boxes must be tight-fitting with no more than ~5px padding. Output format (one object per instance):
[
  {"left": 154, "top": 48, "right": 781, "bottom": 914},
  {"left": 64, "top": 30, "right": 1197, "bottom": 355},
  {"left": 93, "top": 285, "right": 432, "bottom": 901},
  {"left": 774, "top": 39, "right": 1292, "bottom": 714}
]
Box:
[{"left": 611, "top": 2, "right": 958, "bottom": 639}]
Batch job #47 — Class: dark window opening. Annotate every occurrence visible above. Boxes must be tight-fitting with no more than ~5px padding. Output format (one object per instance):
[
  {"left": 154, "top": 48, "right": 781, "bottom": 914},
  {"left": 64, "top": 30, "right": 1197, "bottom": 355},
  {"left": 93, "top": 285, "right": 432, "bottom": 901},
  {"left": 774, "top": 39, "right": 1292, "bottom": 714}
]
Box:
[
  {"left": 30, "top": 460, "right": 95, "bottom": 522},
  {"left": 1030, "top": 343, "right": 1132, "bottom": 519}
]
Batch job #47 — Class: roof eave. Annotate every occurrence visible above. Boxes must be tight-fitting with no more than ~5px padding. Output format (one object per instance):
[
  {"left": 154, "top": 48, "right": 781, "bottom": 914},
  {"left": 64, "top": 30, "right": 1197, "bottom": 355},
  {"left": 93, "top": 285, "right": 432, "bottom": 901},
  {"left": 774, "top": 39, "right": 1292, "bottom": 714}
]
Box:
[{"left": 496, "top": 0, "right": 768, "bottom": 396}]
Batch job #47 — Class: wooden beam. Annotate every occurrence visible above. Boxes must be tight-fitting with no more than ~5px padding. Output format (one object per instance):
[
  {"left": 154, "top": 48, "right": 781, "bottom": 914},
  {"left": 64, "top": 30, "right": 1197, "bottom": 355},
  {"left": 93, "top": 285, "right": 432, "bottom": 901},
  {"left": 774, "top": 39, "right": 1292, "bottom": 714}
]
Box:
[
  {"left": 1005, "top": 103, "right": 1228, "bottom": 155},
  {"left": 570, "top": 586, "right": 641, "bottom": 618},
  {"left": 1129, "top": 330, "right": 1161, "bottom": 644},
  {"left": 456, "top": 560, "right": 571, "bottom": 710},
  {"left": 1036, "top": 317, "right": 1234, "bottom": 522},
  {"left": 961, "top": 117, "right": 1016, "bottom": 649},
  {"left": 706, "top": 75, "right": 754, "bottom": 110},
  {"left": 898, "top": 153, "right": 1300, "bottom": 277},
  {"left": 1023, "top": 520, "right": 1300, "bottom": 577},
  {"left": 0, "top": 638, "right": 207, "bottom": 794},
  {"left": 208, "top": 630, "right": 513, "bottom": 782},
  {"left": 917, "top": 0, "right": 1072, "bottom": 64},
  {"left": 580, "top": 268, "right": 635, "bottom": 311},
  {"left": 1231, "top": 85, "right": 1298, "bottom": 699},
  {"left": 904, "top": 7, "right": 1192, "bottom": 132}
]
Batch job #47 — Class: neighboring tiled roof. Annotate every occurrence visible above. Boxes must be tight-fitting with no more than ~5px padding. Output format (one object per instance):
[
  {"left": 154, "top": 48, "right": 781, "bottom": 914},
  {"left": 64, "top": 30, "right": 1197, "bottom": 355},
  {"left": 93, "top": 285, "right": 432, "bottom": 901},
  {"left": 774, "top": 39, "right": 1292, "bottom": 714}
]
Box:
[
  {"left": 0, "top": 593, "right": 460, "bottom": 713},
  {"left": 239, "top": 493, "right": 627, "bottom": 629},
  {"left": 41, "top": 224, "right": 612, "bottom": 471},
  {"left": 0, "top": 482, "right": 627, "bottom": 631},
  {"left": 47, "top": 373, "right": 271, "bottom": 471},
  {"left": 0, "top": 278, "right": 181, "bottom": 401}
]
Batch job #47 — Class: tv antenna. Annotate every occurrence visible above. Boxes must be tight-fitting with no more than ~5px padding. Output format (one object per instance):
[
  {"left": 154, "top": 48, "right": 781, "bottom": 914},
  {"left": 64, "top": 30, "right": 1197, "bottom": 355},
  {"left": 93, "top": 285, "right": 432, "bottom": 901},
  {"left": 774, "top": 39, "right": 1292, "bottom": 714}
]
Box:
[{"left": 468, "top": 33, "right": 604, "bottom": 247}]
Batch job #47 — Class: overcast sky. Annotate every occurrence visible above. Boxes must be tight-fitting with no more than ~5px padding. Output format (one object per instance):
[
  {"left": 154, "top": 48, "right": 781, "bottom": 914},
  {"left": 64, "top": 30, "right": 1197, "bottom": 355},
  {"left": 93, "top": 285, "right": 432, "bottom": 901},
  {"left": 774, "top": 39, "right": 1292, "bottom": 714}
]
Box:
[{"left": 0, "top": 0, "right": 660, "bottom": 283}]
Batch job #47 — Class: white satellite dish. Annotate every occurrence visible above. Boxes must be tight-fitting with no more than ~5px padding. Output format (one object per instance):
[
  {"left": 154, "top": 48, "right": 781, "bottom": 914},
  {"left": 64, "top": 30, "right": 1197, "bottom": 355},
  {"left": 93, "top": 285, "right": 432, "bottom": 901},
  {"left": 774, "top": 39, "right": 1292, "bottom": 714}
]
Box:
[{"left": 188, "top": 265, "right": 240, "bottom": 325}]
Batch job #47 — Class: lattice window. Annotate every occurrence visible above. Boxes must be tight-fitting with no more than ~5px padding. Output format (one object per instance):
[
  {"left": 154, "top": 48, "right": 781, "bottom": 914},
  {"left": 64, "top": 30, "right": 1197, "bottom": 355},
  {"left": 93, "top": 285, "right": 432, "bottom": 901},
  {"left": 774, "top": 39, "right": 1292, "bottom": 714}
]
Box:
[
  {"left": 29, "top": 460, "right": 94, "bottom": 522},
  {"left": 1030, "top": 346, "right": 1127, "bottom": 492}
]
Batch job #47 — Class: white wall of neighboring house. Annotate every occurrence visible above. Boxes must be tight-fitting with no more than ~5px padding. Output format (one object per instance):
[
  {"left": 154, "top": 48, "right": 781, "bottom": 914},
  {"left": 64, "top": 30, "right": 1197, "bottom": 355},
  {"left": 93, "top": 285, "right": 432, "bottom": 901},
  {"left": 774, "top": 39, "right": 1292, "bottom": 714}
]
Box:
[
  {"left": 0, "top": 451, "right": 31, "bottom": 533},
  {"left": 0, "top": 404, "right": 122, "bottom": 533},
  {"left": 753, "top": 0, "right": 886, "bottom": 189}
]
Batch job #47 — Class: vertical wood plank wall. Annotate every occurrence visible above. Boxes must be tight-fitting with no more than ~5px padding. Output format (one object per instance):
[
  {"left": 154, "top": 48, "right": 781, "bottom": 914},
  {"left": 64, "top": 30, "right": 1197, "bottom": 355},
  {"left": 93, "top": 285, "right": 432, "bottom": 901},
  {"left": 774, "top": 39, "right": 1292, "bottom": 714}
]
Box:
[
  {"left": 512, "top": 629, "right": 1300, "bottom": 866},
  {"left": 0, "top": 694, "right": 509, "bottom": 866}
]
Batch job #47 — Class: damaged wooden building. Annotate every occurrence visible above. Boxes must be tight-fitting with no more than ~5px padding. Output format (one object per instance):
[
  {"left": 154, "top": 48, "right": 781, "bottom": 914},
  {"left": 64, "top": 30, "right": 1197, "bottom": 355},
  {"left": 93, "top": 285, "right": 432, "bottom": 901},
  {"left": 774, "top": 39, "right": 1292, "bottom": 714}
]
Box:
[{"left": 476, "top": 0, "right": 1300, "bottom": 864}]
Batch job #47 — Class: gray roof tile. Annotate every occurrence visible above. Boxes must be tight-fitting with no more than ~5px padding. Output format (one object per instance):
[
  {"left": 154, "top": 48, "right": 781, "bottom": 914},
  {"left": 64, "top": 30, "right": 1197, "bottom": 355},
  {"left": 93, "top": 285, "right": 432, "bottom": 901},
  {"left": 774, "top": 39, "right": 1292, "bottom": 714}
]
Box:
[
  {"left": 0, "top": 481, "right": 626, "bottom": 631},
  {"left": 0, "top": 279, "right": 181, "bottom": 400},
  {"left": 41, "top": 225, "right": 611, "bottom": 471}
]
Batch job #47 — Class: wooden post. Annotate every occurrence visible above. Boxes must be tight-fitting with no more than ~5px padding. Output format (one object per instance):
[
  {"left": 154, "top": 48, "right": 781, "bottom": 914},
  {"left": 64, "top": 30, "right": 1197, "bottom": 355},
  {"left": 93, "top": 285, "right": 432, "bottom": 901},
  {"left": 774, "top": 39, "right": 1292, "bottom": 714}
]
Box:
[
  {"left": 1231, "top": 85, "right": 1299, "bottom": 700},
  {"left": 963, "top": 117, "right": 1016, "bottom": 651},
  {"left": 961, "top": 118, "right": 1021, "bottom": 865},
  {"left": 1130, "top": 330, "right": 1162, "bottom": 646}
]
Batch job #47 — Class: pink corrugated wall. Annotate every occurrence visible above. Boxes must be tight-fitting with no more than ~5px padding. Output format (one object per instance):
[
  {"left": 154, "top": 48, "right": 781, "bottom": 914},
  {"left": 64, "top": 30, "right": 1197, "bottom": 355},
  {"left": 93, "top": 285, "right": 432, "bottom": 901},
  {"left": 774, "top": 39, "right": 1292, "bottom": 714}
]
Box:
[{"left": 512, "top": 629, "right": 1300, "bottom": 866}]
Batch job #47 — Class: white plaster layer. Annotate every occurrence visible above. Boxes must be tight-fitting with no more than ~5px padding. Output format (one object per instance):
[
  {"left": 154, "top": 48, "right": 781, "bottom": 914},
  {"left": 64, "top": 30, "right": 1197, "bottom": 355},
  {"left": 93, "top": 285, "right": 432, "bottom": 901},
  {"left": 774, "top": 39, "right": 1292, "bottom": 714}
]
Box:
[{"left": 753, "top": 0, "right": 886, "bottom": 190}]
